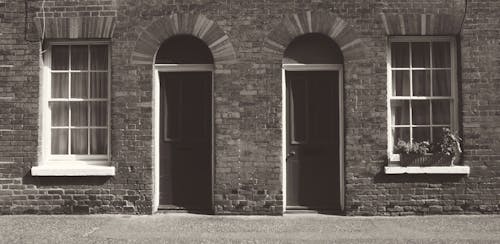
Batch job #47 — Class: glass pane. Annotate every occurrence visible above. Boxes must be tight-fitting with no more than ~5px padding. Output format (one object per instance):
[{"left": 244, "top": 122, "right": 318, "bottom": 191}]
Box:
[
  {"left": 290, "top": 79, "right": 307, "bottom": 142},
  {"left": 432, "top": 42, "right": 451, "bottom": 68},
  {"left": 432, "top": 127, "right": 446, "bottom": 143},
  {"left": 51, "top": 45, "right": 69, "bottom": 70},
  {"left": 394, "top": 127, "right": 410, "bottom": 144},
  {"left": 90, "top": 45, "right": 108, "bottom": 70},
  {"left": 412, "top": 100, "right": 430, "bottom": 125},
  {"left": 90, "top": 102, "right": 107, "bottom": 126},
  {"left": 391, "top": 42, "right": 409, "bottom": 68},
  {"left": 412, "top": 70, "right": 430, "bottom": 96},
  {"left": 432, "top": 100, "right": 451, "bottom": 124},
  {"left": 391, "top": 100, "right": 409, "bottom": 125},
  {"left": 392, "top": 70, "right": 410, "bottom": 96},
  {"left": 51, "top": 73, "right": 68, "bottom": 98},
  {"left": 71, "top": 129, "right": 88, "bottom": 154},
  {"left": 70, "top": 73, "right": 88, "bottom": 98},
  {"left": 411, "top": 42, "right": 430, "bottom": 68},
  {"left": 90, "top": 129, "right": 107, "bottom": 154},
  {"left": 71, "top": 45, "right": 88, "bottom": 70},
  {"left": 432, "top": 70, "right": 451, "bottom": 96},
  {"left": 51, "top": 129, "right": 68, "bottom": 154},
  {"left": 50, "top": 102, "right": 68, "bottom": 126},
  {"left": 90, "top": 72, "right": 108, "bottom": 98},
  {"left": 71, "top": 102, "right": 88, "bottom": 126},
  {"left": 413, "top": 127, "right": 430, "bottom": 143}
]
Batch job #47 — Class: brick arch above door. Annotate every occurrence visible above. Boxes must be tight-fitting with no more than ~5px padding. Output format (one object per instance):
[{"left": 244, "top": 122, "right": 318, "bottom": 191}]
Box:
[
  {"left": 131, "top": 13, "right": 237, "bottom": 65},
  {"left": 265, "top": 10, "right": 368, "bottom": 62}
]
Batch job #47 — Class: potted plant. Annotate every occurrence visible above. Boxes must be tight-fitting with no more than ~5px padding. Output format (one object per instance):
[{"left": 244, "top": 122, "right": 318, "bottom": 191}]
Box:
[
  {"left": 393, "top": 139, "right": 431, "bottom": 166},
  {"left": 435, "top": 128, "right": 462, "bottom": 166}
]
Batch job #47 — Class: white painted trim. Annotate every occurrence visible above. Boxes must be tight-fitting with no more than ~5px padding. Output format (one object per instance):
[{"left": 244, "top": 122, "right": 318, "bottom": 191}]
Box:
[
  {"left": 153, "top": 68, "right": 160, "bottom": 212},
  {"left": 154, "top": 64, "right": 214, "bottom": 72},
  {"left": 282, "top": 64, "right": 343, "bottom": 71},
  {"left": 389, "top": 36, "right": 454, "bottom": 42},
  {"left": 282, "top": 64, "right": 344, "bottom": 212},
  {"left": 384, "top": 166, "right": 470, "bottom": 175},
  {"left": 152, "top": 65, "right": 214, "bottom": 213},
  {"left": 32, "top": 165, "right": 115, "bottom": 176}
]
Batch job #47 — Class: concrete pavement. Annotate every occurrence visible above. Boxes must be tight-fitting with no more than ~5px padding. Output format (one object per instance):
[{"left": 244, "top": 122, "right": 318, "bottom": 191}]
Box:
[{"left": 0, "top": 214, "right": 499, "bottom": 243}]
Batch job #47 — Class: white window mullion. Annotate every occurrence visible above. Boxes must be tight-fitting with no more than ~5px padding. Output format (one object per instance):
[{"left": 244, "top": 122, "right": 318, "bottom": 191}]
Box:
[
  {"left": 87, "top": 45, "right": 91, "bottom": 155},
  {"left": 408, "top": 42, "right": 413, "bottom": 144},
  {"left": 68, "top": 45, "right": 72, "bottom": 155}
]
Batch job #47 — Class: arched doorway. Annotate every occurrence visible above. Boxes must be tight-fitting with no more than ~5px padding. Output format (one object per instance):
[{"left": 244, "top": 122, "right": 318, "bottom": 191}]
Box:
[
  {"left": 154, "top": 35, "right": 214, "bottom": 211},
  {"left": 283, "top": 33, "right": 344, "bottom": 212}
]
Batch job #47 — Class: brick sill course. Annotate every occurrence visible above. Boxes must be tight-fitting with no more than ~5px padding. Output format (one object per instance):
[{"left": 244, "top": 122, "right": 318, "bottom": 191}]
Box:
[{"left": 384, "top": 166, "right": 470, "bottom": 175}]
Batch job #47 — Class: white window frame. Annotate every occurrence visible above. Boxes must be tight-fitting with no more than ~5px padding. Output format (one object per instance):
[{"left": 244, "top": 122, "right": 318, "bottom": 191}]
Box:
[
  {"left": 386, "top": 36, "right": 459, "bottom": 162},
  {"left": 33, "top": 40, "right": 114, "bottom": 176}
]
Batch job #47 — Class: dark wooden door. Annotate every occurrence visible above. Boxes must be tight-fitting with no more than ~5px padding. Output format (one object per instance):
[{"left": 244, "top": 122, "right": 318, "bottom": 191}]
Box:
[
  {"left": 286, "top": 71, "right": 341, "bottom": 210},
  {"left": 159, "top": 72, "right": 212, "bottom": 210}
]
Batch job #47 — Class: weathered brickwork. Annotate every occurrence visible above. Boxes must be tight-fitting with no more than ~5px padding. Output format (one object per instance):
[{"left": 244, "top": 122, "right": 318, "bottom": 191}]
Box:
[{"left": 0, "top": 0, "right": 498, "bottom": 215}]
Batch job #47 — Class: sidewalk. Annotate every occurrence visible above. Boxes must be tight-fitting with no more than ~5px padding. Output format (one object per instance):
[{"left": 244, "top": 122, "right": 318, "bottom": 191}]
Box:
[{"left": 0, "top": 214, "right": 499, "bottom": 243}]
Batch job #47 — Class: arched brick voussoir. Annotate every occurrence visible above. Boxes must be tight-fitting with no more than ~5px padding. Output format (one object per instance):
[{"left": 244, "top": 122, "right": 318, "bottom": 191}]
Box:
[
  {"left": 265, "top": 10, "right": 368, "bottom": 61},
  {"left": 131, "top": 13, "right": 237, "bottom": 65}
]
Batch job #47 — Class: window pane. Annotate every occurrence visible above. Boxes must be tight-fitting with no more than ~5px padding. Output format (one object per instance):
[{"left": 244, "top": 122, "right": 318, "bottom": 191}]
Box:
[
  {"left": 50, "top": 102, "right": 69, "bottom": 126},
  {"left": 391, "top": 100, "right": 409, "bottom": 125},
  {"left": 432, "top": 127, "right": 446, "bottom": 143},
  {"left": 392, "top": 70, "right": 410, "bottom": 96},
  {"left": 90, "top": 129, "right": 107, "bottom": 154},
  {"left": 71, "top": 129, "right": 88, "bottom": 154},
  {"left": 394, "top": 127, "right": 410, "bottom": 143},
  {"left": 90, "top": 72, "right": 108, "bottom": 98},
  {"left": 90, "top": 102, "right": 107, "bottom": 126},
  {"left": 391, "top": 42, "right": 409, "bottom": 67},
  {"left": 412, "top": 70, "right": 430, "bottom": 96},
  {"left": 51, "top": 73, "right": 68, "bottom": 98},
  {"left": 70, "top": 102, "right": 88, "bottom": 126},
  {"left": 413, "top": 127, "right": 430, "bottom": 143},
  {"left": 432, "top": 100, "right": 451, "bottom": 124},
  {"left": 432, "top": 70, "right": 451, "bottom": 96},
  {"left": 432, "top": 42, "right": 451, "bottom": 68},
  {"left": 70, "top": 73, "right": 88, "bottom": 98},
  {"left": 90, "top": 45, "right": 108, "bottom": 70},
  {"left": 412, "top": 100, "right": 430, "bottom": 125},
  {"left": 290, "top": 79, "right": 307, "bottom": 142},
  {"left": 52, "top": 45, "right": 69, "bottom": 70},
  {"left": 51, "top": 129, "right": 68, "bottom": 154},
  {"left": 411, "top": 42, "right": 430, "bottom": 68},
  {"left": 71, "top": 45, "right": 88, "bottom": 70}
]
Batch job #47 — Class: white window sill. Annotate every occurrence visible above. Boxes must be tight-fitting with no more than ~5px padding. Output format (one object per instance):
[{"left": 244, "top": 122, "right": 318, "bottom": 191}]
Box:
[
  {"left": 384, "top": 166, "right": 470, "bottom": 175},
  {"left": 32, "top": 165, "right": 115, "bottom": 176}
]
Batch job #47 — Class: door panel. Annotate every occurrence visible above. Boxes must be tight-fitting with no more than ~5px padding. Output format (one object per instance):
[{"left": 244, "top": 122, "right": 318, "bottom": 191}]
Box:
[
  {"left": 286, "top": 71, "right": 340, "bottom": 210},
  {"left": 159, "top": 72, "right": 212, "bottom": 210}
]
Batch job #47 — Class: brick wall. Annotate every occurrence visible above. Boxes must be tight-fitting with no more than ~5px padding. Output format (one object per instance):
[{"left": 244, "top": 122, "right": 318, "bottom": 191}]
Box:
[{"left": 0, "top": 0, "right": 498, "bottom": 215}]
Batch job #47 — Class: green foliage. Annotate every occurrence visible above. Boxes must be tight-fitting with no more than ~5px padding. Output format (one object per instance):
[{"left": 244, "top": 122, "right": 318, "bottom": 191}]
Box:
[
  {"left": 436, "top": 127, "right": 462, "bottom": 156},
  {"left": 394, "top": 139, "right": 430, "bottom": 155}
]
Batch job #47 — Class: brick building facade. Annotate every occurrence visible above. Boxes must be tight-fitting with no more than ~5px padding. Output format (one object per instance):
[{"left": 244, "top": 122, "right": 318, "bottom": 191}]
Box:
[{"left": 0, "top": 0, "right": 499, "bottom": 215}]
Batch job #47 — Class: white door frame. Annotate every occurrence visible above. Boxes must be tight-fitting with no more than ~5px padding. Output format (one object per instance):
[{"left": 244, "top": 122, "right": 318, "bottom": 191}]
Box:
[
  {"left": 282, "top": 63, "right": 344, "bottom": 212},
  {"left": 152, "top": 63, "right": 215, "bottom": 212}
]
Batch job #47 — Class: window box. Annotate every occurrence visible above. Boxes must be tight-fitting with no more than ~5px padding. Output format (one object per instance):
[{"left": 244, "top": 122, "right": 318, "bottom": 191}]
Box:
[{"left": 392, "top": 152, "right": 458, "bottom": 167}]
